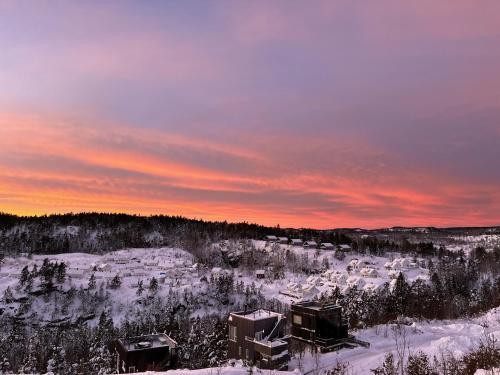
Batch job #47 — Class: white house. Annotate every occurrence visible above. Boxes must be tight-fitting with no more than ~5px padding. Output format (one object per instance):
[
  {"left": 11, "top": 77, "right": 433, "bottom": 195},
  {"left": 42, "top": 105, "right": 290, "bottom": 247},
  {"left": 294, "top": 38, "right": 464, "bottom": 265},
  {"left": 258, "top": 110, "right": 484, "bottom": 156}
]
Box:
[
  {"left": 277, "top": 237, "right": 289, "bottom": 244},
  {"left": 290, "top": 239, "right": 303, "bottom": 246},
  {"left": 301, "top": 285, "right": 320, "bottom": 300},
  {"left": 303, "top": 240, "right": 318, "bottom": 248},
  {"left": 360, "top": 267, "right": 378, "bottom": 278},
  {"left": 97, "top": 263, "right": 111, "bottom": 272},
  {"left": 332, "top": 273, "right": 348, "bottom": 284},
  {"left": 256, "top": 269, "right": 265, "bottom": 279},
  {"left": 264, "top": 235, "right": 278, "bottom": 242},
  {"left": 337, "top": 244, "right": 352, "bottom": 251},
  {"left": 320, "top": 242, "right": 335, "bottom": 250},
  {"left": 347, "top": 276, "right": 366, "bottom": 289}
]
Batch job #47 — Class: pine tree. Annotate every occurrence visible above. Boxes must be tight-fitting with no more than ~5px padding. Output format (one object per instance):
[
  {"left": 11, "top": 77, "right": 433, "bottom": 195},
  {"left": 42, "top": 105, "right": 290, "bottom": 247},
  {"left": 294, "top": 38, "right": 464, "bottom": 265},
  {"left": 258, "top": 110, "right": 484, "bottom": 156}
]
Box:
[
  {"left": 3, "top": 286, "right": 14, "bottom": 303},
  {"left": 19, "top": 265, "right": 29, "bottom": 286},
  {"left": 372, "top": 353, "right": 397, "bottom": 375},
  {"left": 47, "top": 345, "right": 65, "bottom": 375},
  {"left": 406, "top": 352, "right": 436, "bottom": 375},
  {"left": 88, "top": 273, "right": 96, "bottom": 289},
  {"left": 20, "top": 334, "right": 38, "bottom": 374},
  {"left": 136, "top": 280, "right": 144, "bottom": 296},
  {"left": 109, "top": 274, "right": 121, "bottom": 289},
  {"left": 89, "top": 311, "right": 114, "bottom": 375},
  {"left": 393, "top": 273, "right": 410, "bottom": 316},
  {"left": 149, "top": 277, "right": 158, "bottom": 293},
  {"left": 56, "top": 262, "right": 66, "bottom": 283}
]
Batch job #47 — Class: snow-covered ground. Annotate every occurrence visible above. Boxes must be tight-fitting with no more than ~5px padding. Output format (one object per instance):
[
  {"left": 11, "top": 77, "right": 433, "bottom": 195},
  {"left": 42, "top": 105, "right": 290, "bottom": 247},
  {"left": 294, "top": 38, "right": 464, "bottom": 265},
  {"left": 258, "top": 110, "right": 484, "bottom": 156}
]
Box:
[
  {"left": 0, "top": 243, "right": 431, "bottom": 318},
  {"left": 133, "top": 366, "right": 299, "bottom": 375},
  {"left": 290, "top": 307, "right": 500, "bottom": 374}
]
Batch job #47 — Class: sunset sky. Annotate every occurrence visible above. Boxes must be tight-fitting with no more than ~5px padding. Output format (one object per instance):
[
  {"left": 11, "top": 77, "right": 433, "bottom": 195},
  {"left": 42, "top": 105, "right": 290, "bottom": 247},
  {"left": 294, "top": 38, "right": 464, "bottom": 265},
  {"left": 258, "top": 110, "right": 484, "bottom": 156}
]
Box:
[{"left": 1, "top": 1, "right": 500, "bottom": 229}]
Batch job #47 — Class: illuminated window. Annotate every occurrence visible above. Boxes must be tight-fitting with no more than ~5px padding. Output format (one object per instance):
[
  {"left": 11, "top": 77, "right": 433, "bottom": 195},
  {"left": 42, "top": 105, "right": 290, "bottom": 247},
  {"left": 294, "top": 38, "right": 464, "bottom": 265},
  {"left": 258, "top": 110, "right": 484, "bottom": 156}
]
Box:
[
  {"left": 293, "top": 314, "right": 302, "bottom": 325},
  {"left": 229, "top": 325, "right": 238, "bottom": 341}
]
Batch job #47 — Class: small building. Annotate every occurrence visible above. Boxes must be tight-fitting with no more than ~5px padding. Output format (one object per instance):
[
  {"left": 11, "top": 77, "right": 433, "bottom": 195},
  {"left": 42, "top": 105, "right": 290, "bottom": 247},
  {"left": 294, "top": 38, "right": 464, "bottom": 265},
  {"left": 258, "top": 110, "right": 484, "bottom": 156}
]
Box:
[
  {"left": 114, "top": 333, "right": 177, "bottom": 373},
  {"left": 98, "top": 263, "right": 111, "bottom": 272},
  {"left": 337, "top": 244, "right": 352, "bottom": 252},
  {"left": 290, "top": 239, "right": 303, "bottom": 246},
  {"left": 228, "top": 309, "right": 289, "bottom": 370},
  {"left": 320, "top": 243, "right": 335, "bottom": 250},
  {"left": 264, "top": 235, "right": 278, "bottom": 242},
  {"left": 303, "top": 241, "right": 318, "bottom": 248},
  {"left": 291, "top": 301, "right": 348, "bottom": 351},
  {"left": 277, "top": 237, "right": 288, "bottom": 244},
  {"left": 256, "top": 269, "right": 266, "bottom": 279}
]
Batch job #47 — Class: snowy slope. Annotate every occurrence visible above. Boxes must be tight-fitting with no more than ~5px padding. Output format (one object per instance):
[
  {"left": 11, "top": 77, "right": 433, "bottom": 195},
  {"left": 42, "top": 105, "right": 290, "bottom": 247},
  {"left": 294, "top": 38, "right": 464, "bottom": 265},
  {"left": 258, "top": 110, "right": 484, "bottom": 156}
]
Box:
[{"left": 290, "top": 307, "right": 500, "bottom": 374}]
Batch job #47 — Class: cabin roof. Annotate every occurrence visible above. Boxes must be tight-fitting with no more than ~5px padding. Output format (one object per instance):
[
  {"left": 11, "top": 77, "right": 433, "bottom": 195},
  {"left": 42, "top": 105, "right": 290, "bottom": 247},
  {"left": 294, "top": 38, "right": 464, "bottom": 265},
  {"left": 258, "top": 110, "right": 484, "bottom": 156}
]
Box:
[{"left": 117, "top": 333, "right": 177, "bottom": 353}]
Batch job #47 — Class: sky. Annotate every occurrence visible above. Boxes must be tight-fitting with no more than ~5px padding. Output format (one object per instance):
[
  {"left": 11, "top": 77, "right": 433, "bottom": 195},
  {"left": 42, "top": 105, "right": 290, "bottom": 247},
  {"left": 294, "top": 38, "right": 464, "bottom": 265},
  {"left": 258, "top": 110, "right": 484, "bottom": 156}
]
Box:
[{"left": 0, "top": 1, "right": 499, "bottom": 229}]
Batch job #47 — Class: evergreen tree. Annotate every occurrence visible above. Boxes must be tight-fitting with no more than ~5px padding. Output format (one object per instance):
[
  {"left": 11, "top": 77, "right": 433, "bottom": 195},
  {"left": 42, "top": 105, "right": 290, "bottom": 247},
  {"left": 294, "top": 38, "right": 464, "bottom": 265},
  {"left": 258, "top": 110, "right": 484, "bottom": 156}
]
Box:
[
  {"left": 372, "top": 353, "right": 397, "bottom": 375},
  {"left": 109, "top": 274, "right": 121, "bottom": 289},
  {"left": 88, "top": 273, "right": 96, "bottom": 289},
  {"left": 2, "top": 286, "right": 14, "bottom": 303},
  {"left": 20, "top": 334, "right": 38, "bottom": 374},
  {"left": 19, "top": 265, "right": 29, "bottom": 286},
  {"left": 149, "top": 277, "right": 158, "bottom": 293},
  {"left": 56, "top": 262, "right": 66, "bottom": 283},
  {"left": 393, "top": 273, "right": 411, "bottom": 316},
  {"left": 136, "top": 280, "right": 144, "bottom": 296},
  {"left": 47, "top": 345, "right": 65, "bottom": 375},
  {"left": 406, "top": 352, "right": 436, "bottom": 375}
]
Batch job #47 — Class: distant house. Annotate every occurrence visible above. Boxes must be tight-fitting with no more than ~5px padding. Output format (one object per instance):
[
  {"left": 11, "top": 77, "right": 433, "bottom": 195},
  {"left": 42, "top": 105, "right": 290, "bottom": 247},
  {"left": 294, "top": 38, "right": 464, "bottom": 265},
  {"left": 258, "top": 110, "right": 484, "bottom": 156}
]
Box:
[
  {"left": 228, "top": 309, "right": 289, "bottom": 370},
  {"left": 320, "top": 243, "right": 335, "bottom": 250},
  {"left": 290, "top": 239, "right": 303, "bottom": 246},
  {"left": 337, "top": 244, "right": 352, "bottom": 252},
  {"left": 303, "top": 241, "right": 318, "bottom": 248},
  {"left": 264, "top": 235, "right": 278, "bottom": 242},
  {"left": 359, "top": 267, "right": 378, "bottom": 278},
  {"left": 114, "top": 333, "right": 177, "bottom": 373},
  {"left": 277, "top": 237, "right": 288, "bottom": 244},
  {"left": 256, "top": 270, "right": 266, "bottom": 279},
  {"left": 346, "top": 276, "right": 366, "bottom": 289},
  {"left": 211, "top": 267, "right": 230, "bottom": 281},
  {"left": 291, "top": 301, "right": 349, "bottom": 351},
  {"left": 97, "top": 263, "right": 111, "bottom": 272}
]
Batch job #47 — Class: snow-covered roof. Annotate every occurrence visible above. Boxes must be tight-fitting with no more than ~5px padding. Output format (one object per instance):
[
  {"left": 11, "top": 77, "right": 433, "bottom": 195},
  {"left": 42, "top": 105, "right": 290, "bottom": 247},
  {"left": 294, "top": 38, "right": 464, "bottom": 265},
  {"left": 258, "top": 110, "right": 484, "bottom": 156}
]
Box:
[
  {"left": 303, "top": 241, "right": 317, "bottom": 246},
  {"left": 231, "top": 309, "right": 284, "bottom": 321}
]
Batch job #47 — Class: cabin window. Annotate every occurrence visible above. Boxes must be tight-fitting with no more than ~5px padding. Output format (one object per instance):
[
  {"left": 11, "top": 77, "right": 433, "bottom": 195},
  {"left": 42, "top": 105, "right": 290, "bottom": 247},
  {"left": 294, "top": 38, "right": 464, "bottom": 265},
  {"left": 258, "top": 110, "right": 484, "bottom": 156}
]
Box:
[
  {"left": 255, "top": 331, "right": 263, "bottom": 341},
  {"left": 293, "top": 314, "right": 302, "bottom": 325},
  {"left": 229, "top": 325, "right": 237, "bottom": 341}
]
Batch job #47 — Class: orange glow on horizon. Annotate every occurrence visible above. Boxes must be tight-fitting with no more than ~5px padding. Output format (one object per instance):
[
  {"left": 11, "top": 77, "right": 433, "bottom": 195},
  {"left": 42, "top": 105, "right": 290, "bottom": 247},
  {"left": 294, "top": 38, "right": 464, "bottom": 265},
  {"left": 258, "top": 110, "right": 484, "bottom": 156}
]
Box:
[{"left": 0, "top": 112, "right": 499, "bottom": 229}]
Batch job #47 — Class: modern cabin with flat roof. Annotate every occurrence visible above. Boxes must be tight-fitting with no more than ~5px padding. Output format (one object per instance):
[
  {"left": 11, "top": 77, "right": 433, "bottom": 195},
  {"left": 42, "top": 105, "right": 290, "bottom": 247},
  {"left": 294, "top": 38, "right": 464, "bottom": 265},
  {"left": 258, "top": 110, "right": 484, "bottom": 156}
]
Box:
[
  {"left": 114, "top": 333, "right": 177, "bottom": 373},
  {"left": 291, "top": 301, "right": 348, "bottom": 351},
  {"left": 228, "top": 309, "right": 289, "bottom": 370}
]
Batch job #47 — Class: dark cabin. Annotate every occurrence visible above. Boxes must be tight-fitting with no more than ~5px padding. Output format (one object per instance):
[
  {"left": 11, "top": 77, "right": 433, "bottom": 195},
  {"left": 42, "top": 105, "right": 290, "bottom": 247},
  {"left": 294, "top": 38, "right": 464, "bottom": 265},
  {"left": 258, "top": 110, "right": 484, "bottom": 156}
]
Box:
[
  {"left": 114, "top": 333, "right": 177, "bottom": 373},
  {"left": 228, "top": 309, "right": 289, "bottom": 370},
  {"left": 291, "top": 301, "right": 348, "bottom": 351}
]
